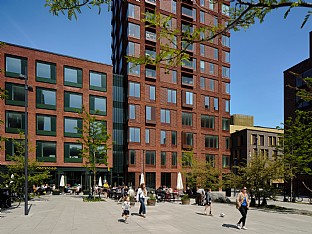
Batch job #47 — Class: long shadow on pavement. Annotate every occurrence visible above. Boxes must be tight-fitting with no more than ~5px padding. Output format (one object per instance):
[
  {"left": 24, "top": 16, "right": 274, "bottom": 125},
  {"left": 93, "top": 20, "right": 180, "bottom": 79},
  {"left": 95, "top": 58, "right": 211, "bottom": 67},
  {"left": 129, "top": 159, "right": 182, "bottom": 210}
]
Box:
[{"left": 222, "top": 224, "right": 238, "bottom": 229}]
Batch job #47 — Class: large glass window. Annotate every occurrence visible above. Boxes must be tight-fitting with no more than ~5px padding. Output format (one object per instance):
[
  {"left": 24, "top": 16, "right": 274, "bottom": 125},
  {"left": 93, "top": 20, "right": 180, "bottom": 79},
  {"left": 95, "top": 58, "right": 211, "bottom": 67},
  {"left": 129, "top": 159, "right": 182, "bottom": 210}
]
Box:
[
  {"left": 129, "top": 127, "right": 140, "bottom": 142},
  {"left": 222, "top": 155, "right": 230, "bottom": 168},
  {"left": 146, "top": 67, "right": 156, "bottom": 78},
  {"left": 222, "top": 66, "right": 230, "bottom": 78},
  {"left": 36, "top": 61, "right": 56, "bottom": 83},
  {"left": 182, "top": 132, "right": 193, "bottom": 147},
  {"left": 64, "top": 66, "right": 82, "bottom": 87},
  {"left": 129, "top": 104, "right": 136, "bottom": 119},
  {"left": 5, "top": 55, "right": 27, "bottom": 78},
  {"left": 146, "top": 106, "right": 156, "bottom": 122},
  {"left": 161, "top": 152, "right": 166, "bottom": 166},
  {"left": 5, "top": 111, "right": 25, "bottom": 133},
  {"left": 172, "top": 152, "right": 177, "bottom": 166},
  {"left": 206, "top": 154, "right": 215, "bottom": 167},
  {"left": 185, "top": 91, "right": 193, "bottom": 105},
  {"left": 145, "top": 129, "right": 150, "bottom": 144},
  {"left": 222, "top": 35, "right": 230, "bottom": 47},
  {"left": 205, "top": 135, "right": 219, "bottom": 148},
  {"left": 225, "top": 100, "right": 230, "bottom": 112},
  {"left": 201, "top": 115, "right": 215, "bottom": 129},
  {"left": 222, "top": 118, "right": 230, "bottom": 131},
  {"left": 5, "top": 83, "right": 25, "bottom": 106},
  {"left": 36, "top": 114, "right": 56, "bottom": 136},
  {"left": 167, "top": 89, "right": 177, "bottom": 103},
  {"left": 90, "top": 95, "right": 107, "bottom": 116},
  {"left": 205, "top": 96, "right": 210, "bottom": 109},
  {"left": 182, "top": 112, "right": 193, "bottom": 126},
  {"left": 149, "top": 85, "right": 156, "bottom": 100},
  {"left": 146, "top": 151, "right": 156, "bottom": 165},
  {"left": 213, "top": 97, "right": 219, "bottom": 110},
  {"left": 90, "top": 71, "right": 107, "bottom": 91},
  {"left": 172, "top": 70, "right": 177, "bottom": 83},
  {"left": 64, "top": 143, "right": 82, "bottom": 163},
  {"left": 171, "top": 131, "right": 177, "bottom": 146},
  {"left": 64, "top": 117, "right": 82, "bottom": 138},
  {"left": 128, "top": 62, "right": 140, "bottom": 76},
  {"left": 160, "top": 130, "right": 166, "bottom": 145},
  {"left": 210, "top": 79, "right": 215, "bottom": 91},
  {"left": 160, "top": 109, "right": 170, "bottom": 123},
  {"left": 64, "top": 92, "right": 82, "bottom": 112},
  {"left": 225, "top": 83, "right": 230, "bottom": 94},
  {"left": 128, "top": 22, "right": 140, "bottom": 38},
  {"left": 129, "top": 82, "right": 140, "bottom": 98},
  {"left": 36, "top": 141, "right": 56, "bottom": 162},
  {"left": 5, "top": 139, "right": 23, "bottom": 161},
  {"left": 36, "top": 88, "right": 56, "bottom": 110},
  {"left": 182, "top": 74, "right": 193, "bottom": 86},
  {"left": 128, "top": 3, "right": 140, "bottom": 19},
  {"left": 129, "top": 150, "right": 136, "bottom": 165}
]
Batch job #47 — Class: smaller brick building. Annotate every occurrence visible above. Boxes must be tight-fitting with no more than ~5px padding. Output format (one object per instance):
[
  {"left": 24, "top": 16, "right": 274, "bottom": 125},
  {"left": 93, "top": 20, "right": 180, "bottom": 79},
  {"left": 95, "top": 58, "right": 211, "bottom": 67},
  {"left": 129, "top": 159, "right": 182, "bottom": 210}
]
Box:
[{"left": 0, "top": 42, "right": 113, "bottom": 189}]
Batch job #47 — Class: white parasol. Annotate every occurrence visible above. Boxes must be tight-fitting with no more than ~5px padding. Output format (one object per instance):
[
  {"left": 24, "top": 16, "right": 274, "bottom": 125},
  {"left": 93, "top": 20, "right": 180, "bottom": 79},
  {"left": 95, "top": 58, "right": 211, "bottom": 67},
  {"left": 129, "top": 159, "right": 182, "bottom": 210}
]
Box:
[
  {"left": 60, "top": 175, "right": 65, "bottom": 187},
  {"left": 140, "top": 173, "right": 145, "bottom": 185},
  {"left": 98, "top": 176, "right": 103, "bottom": 187},
  {"left": 176, "top": 172, "right": 183, "bottom": 190}
]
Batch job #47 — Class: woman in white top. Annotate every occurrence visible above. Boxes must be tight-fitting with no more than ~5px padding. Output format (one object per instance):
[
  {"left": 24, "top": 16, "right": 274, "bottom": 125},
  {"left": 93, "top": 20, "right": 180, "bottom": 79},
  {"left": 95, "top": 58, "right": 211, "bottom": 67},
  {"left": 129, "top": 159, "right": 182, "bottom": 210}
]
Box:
[{"left": 136, "top": 183, "right": 147, "bottom": 217}]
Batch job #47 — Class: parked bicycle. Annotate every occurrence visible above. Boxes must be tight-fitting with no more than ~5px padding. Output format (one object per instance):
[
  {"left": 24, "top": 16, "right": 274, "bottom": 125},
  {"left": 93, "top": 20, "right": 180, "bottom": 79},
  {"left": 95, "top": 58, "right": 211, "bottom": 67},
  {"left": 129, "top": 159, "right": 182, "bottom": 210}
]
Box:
[{"left": 5, "top": 193, "right": 22, "bottom": 209}]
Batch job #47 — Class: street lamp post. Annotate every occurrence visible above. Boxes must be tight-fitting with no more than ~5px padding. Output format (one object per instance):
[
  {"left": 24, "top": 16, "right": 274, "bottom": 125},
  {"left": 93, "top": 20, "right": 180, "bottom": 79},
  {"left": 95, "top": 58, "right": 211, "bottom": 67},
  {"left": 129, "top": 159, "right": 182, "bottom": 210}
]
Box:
[{"left": 19, "top": 74, "right": 32, "bottom": 216}]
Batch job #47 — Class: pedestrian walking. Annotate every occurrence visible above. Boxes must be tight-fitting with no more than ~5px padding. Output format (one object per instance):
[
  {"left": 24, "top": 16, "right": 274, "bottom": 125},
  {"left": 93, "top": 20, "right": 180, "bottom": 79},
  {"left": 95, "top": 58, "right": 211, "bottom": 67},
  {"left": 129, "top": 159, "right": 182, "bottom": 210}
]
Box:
[
  {"left": 236, "top": 187, "right": 250, "bottom": 230},
  {"left": 203, "top": 188, "right": 212, "bottom": 215},
  {"left": 136, "top": 183, "right": 147, "bottom": 218},
  {"left": 121, "top": 196, "right": 131, "bottom": 224}
]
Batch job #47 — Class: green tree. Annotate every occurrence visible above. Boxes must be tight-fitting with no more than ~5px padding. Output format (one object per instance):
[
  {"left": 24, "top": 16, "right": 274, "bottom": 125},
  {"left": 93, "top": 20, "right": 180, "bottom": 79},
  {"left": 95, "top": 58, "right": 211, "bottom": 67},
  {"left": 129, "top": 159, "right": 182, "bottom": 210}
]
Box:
[
  {"left": 0, "top": 137, "right": 51, "bottom": 193},
  {"left": 280, "top": 110, "right": 312, "bottom": 199},
  {"left": 182, "top": 151, "right": 220, "bottom": 190},
  {"left": 77, "top": 107, "right": 111, "bottom": 197}
]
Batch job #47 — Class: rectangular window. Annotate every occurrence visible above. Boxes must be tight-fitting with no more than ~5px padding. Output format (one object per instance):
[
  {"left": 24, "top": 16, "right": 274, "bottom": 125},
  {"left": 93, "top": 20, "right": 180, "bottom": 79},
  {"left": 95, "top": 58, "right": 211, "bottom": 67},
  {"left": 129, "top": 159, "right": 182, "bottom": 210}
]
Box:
[
  {"left": 64, "top": 92, "right": 82, "bottom": 112},
  {"left": 209, "top": 63, "right": 215, "bottom": 75},
  {"left": 225, "top": 137, "right": 230, "bottom": 149},
  {"left": 201, "top": 115, "right": 215, "bottom": 129},
  {"left": 214, "top": 48, "right": 218, "bottom": 59},
  {"left": 146, "top": 30, "right": 156, "bottom": 41},
  {"left": 128, "top": 3, "right": 140, "bottom": 19},
  {"left": 171, "top": 131, "right": 177, "bottom": 145},
  {"left": 5, "top": 111, "right": 25, "bottom": 133},
  {"left": 182, "top": 132, "right": 193, "bottom": 148},
  {"left": 206, "top": 154, "right": 215, "bottom": 167},
  {"left": 200, "top": 11, "right": 205, "bottom": 23},
  {"left": 90, "top": 71, "right": 107, "bottom": 91},
  {"left": 129, "top": 82, "right": 140, "bottom": 98},
  {"left": 146, "top": 67, "right": 156, "bottom": 78},
  {"left": 160, "top": 109, "right": 171, "bottom": 124},
  {"left": 225, "top": 51, "right": 230, "bottom": 63},
  {"left": 129, "top": 127, "right": 140, "bottom": 143},
  {"left": 225, "top": 83, "right": 230, "bottom": 94},
  {"left": 128, "top": 22, "right": 140, "bottom": 38},
  {"left": 172, "top": 152, "right": 177, "bottom": 166},
  {"left": 145, "top": 129, "right": 150, "bottom": 144},
  {"left": 149, "top": 85, "right": 156, "bottom": 100},
  {"left": 161, "top": 152, "right": 166, "bottom": 166},
  {"left": 167, "top": 89, "right": 177, "bottom": 103},
  {"left": 146, "top": 106, "right": 156, "bottom": 123},
  {"left": 185, "top": 91, "right": 193, "bottom": 105},
  {"left": 200, "top": 60, "right": 205, "bottom": 72},
  {"left": 36, "top": 141, "right": 56, "bottom": 162},
  {"left": 129, "top": 104, "right": 136, "bottom": 119},
  {"left": 172, "top": 0, "right": 176, "bottom": 13},
  {"left": 64, "top": 143, "right": 82, "bottom": 163},
  {"left": 172, "top": 70, "right": 177, "bottom": 83},
  {"left": 36, "top": 114, "right": 56, "bottom": 136},
  {"left": 205, "top": 135, "right": 219, "bottom": 148},
  {"left": 200, "top": 44, "right": 205, "bottom": 56},
  {"left": 36, "top": 88, "right": 56, "bottom": 110},
  {"left": 222, "top": 155, "right": 230, "bottom": 168},
  {"left": 5, "top": 139, "right": 23, "bottom": 161},
  {"left": 160, "top": 130, "right": 166, "bottom": 145},
  {"left": 64, "top": 66, "right": 82, "bottom": 87},
  {"left": 36, "top": 61, "right": 56, "bottom": 83},
  {"left": 129, "top": 150, "right": 136, "bottom": 165},
  {"left": 222, "top": 118, "right": 230, "bottom": 131},
  {"left": 214, "top": 97, "right": 219, "bottom": 110},
  {"left": 182, "top": 112, "right": 193, "bottom": 126},
  {"left": 260, "top": 135, "right": 265, "bottom": 146},
  {"left": 128, "top": 62, "right": 140, "bottom": 76},
  {"left": 90, "top": 95, "right": 107, "bottom": 116},
  {"left": 205, "top": 96, "right": 210, "bottom": 109},
  {"left": 64, "top": 117, "right": 82, "bottom": 138},
  {"left": 5, "top": 82, "right": 25, "bottom": 106},
  {"left": 225, "top": 100, "right": 230, "bottom": 112},
  {"left": 222, "top": 35, "right": 230, "bottom": 47},
  {"left": 209, "top": 79, "right": 215, "bottom": 91},
  {"left": 200, "top": 77, "right": 205, "bottom": 89},
  {"left": 5, "top": 55, "right": 27, "bottom": 78},
  {"left": 182, "top": 152, "right": 192, "bottom": 166},
  {"left": 182, "top": 74, "right": 193, "bottom": 86},
  {"left": 146, "top": 150, "right": 156, "bottom": 165},
  {"left": 222, "top": 4, "right": 230, "bottom": 16},
  {"left": 222, "top": 66, "right": 230, "bottom": 78}
]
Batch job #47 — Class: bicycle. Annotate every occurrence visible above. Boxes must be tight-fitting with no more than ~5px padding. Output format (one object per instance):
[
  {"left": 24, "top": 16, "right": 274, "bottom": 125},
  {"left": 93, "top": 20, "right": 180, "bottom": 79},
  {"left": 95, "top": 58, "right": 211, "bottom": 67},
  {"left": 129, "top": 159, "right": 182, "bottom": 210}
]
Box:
[{"left": 5, "top": 194, "right": 22, "bottom": 209}]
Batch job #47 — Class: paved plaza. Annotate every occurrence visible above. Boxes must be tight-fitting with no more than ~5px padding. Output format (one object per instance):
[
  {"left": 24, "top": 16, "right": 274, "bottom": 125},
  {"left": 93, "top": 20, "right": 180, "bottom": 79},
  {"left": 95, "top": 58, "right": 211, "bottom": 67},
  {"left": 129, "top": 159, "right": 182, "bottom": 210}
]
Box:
[{"left": 0, "top": 195, "right": 311, "bottom": 234}]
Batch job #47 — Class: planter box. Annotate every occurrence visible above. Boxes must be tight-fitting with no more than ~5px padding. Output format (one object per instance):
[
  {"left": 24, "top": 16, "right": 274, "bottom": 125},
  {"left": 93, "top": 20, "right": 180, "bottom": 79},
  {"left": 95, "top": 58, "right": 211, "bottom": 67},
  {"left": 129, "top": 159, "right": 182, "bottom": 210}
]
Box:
[
  {"left": 147, "top": 199, "right": 156, "bottom": 206},
  {"left": 52, "top": 190, "right": 60, "bottom": 195},
  {"left": 181, "top": 199, "right": 190, "bottom": 205},
  {"left": 83, "top": 190, "right": 90, "bottom": 195}
]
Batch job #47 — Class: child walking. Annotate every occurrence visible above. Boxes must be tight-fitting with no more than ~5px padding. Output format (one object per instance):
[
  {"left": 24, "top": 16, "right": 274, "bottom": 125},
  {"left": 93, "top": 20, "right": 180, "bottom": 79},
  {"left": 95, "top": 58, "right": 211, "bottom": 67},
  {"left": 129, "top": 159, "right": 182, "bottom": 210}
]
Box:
[{"left": 122, "top": 196, "right": 131, "bottom": 224}]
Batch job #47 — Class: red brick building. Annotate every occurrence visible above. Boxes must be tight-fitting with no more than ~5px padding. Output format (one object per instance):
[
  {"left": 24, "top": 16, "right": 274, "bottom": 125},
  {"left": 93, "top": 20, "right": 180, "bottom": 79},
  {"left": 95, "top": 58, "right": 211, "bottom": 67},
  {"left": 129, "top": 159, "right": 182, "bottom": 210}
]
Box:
[
  {"left": 0, "top": 43, "right": 113, "bottom": 189},
  {"left": 111, "top": 0, "right": 231, "bottom": 188}
]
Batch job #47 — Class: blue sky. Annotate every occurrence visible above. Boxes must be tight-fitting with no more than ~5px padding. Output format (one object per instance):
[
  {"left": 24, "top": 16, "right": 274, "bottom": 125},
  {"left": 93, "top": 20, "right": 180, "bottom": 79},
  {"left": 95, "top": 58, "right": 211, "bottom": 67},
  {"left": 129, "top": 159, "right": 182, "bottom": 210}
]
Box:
[{"left": 1, "top": 0, "right": 310, "bottom": 128}]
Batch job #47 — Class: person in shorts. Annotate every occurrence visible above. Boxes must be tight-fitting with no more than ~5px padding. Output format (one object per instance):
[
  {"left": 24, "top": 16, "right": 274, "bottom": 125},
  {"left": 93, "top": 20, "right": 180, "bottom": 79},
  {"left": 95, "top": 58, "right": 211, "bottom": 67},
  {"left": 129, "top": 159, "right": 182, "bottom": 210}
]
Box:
[{"left": 122, "top": 196, "right": 131, "bottom": 224}]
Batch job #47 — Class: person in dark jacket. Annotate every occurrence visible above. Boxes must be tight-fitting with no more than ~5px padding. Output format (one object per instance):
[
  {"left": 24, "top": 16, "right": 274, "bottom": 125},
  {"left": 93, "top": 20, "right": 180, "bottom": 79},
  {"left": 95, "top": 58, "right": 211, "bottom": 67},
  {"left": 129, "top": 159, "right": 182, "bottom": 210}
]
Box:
[{"left": 204, "top": 188, "right": 212, "bottom": 215}]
